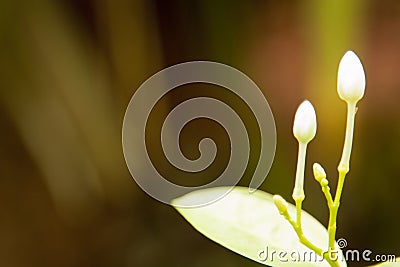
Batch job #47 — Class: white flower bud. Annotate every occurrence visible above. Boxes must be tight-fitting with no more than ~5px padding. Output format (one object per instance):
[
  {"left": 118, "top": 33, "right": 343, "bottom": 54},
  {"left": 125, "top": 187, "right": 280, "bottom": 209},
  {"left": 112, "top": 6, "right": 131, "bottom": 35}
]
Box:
[
  {"left": 337, "top": 50, "right": 366, "bottom": 103},
  {"left": 293, "top": 100, "right": 317, "bottom": 144},
  {"left": 313, "top": 162, "right": 326, "bottom": 183},
  {"left": 273, "top": 195, "right": 288, "bottom": 214}
]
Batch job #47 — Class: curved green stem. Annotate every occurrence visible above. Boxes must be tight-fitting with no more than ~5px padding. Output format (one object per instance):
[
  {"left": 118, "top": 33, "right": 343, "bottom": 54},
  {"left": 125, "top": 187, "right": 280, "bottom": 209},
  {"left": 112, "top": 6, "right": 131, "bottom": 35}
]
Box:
[
  {"left": 279, "top": 208, "right": 340, "bottom": 267},
  {"left": 286, "top": 141, "right": 340, "bottom": 266}
]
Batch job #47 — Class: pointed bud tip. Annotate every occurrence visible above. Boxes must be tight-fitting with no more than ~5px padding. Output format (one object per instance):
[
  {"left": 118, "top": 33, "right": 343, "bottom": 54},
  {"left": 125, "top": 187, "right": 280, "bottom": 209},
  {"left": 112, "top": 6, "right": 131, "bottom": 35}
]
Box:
[
  {"left": 337, "top": 50, "right": 366, "bottom": 103},
  {"left": 293, "top": 100, "right": 317, "bottom": 144},
  {"left": 273, "top": 195, "right": 288, "bottom": 214},
  {"left": 313, "top": 162, "right": 326, "bottom": 182}
]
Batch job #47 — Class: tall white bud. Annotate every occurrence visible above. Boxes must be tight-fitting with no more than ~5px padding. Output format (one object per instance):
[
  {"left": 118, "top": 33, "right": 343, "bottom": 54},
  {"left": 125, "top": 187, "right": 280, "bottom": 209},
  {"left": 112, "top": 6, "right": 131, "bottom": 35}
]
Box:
[
  {"left": 337, "top": 51, "right": 366, "bottom": 103},
  {"left": 293, "top": 100, "right": 317, "bottom": 144}
]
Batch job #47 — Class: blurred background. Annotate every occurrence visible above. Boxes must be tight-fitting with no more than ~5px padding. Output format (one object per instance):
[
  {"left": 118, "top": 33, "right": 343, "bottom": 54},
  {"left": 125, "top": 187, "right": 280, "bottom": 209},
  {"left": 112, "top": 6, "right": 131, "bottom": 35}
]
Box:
[{"left": 0, "top": 0, "right": 399, "bottom": 266}]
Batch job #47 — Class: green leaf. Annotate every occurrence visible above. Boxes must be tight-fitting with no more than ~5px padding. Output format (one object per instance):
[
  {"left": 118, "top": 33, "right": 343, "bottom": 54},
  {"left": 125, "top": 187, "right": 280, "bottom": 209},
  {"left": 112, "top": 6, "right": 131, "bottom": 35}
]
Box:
[
  {"left": 368, "top": 258, "right": 400, "bottom": 267},
  {"left": 172, "top": 186, "right": 347, "bottom": 267}
]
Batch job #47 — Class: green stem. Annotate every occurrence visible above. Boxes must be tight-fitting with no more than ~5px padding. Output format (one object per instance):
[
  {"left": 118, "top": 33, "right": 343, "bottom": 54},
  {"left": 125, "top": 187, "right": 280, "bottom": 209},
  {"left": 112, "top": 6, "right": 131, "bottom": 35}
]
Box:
[
  {"left": 338, "top": 102, "right": 356, "bottom": 173},
  {"left": 280, "top": 209, "right": 340, "bottom": 267},
  {"left": 328, "top": 170, "right": 346, "bottom": 249},
  {"left": 328, "top": 102, "right": 356, "bottom": 250},
  {"left": 321, "top": 181, "right": 334, "bottom": 207},
  {"left": 295, "top": 199, "right": 303, "bottom": 229},
  {"left": 288, "top": 140, "right": 341, "bottom": 265},
  {"left": 292, "top": 142, "right": 307, "bottom": 202},
  {"left": 283, "top": 102, "right": 359, "bottom": 266},
  {"left": 293, "top": 141, "right": 307, "bottom": 231}
]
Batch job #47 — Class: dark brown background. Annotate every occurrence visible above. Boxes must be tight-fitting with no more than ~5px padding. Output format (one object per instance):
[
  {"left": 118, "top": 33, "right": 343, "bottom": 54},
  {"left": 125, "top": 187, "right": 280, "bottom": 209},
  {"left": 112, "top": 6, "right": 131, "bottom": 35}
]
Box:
[{"left": 0, "top": 0, "right": 399, "bottom": 266}]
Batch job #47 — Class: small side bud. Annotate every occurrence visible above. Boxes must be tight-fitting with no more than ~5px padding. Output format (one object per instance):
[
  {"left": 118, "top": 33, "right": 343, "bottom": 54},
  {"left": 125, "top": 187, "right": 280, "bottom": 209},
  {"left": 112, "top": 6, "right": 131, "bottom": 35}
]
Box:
[
  {"left": 293, "top": 100, "right": 317, "bottom": 144},
  {"left": 337, "top": 50, "right": 366, "bottom": 103},
  {"left": 313, "top": 163, "right": 326, "bottom": 183},
  {"left": 321, "top": 178, "right": 329, "bottom": 187},
  {"left": 273, "top": 195, "right": 288, "bottom": 214}
]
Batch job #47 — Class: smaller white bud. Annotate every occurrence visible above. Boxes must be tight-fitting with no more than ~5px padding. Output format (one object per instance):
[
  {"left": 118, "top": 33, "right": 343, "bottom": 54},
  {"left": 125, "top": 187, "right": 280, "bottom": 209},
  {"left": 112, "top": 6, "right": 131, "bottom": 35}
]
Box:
[
  {"left": 293, "top": 100, "right": 317, "bottom": 144},
  {"left": 273, "top": 195, "right": 288, "bottom": 215},
  {"left": 313, "top": 163, "right": 326, "bottom": 183},
  {"left": 337, "top": 50, "right": 366, "bottom": 103}
]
